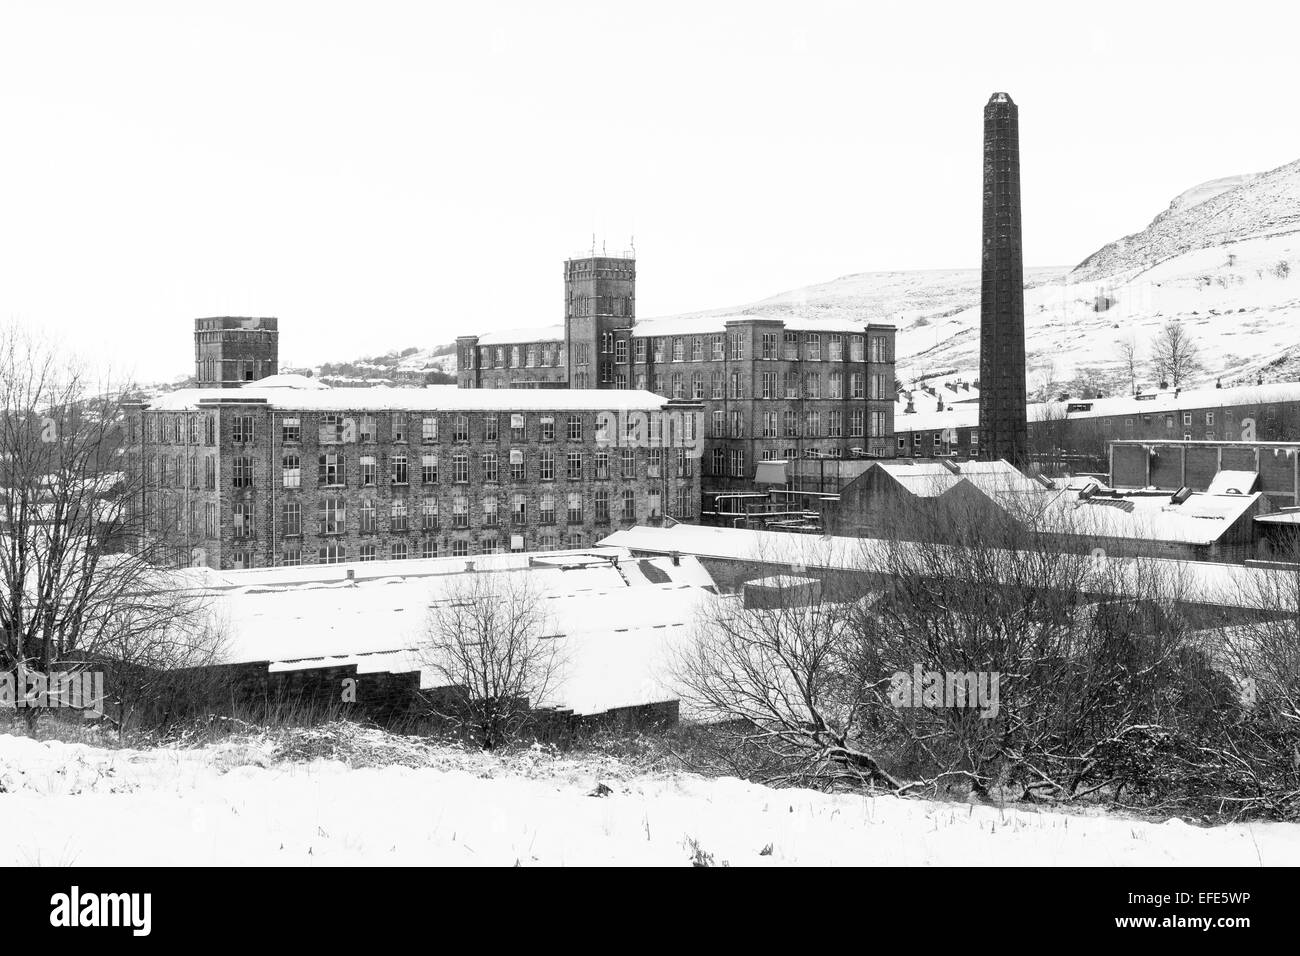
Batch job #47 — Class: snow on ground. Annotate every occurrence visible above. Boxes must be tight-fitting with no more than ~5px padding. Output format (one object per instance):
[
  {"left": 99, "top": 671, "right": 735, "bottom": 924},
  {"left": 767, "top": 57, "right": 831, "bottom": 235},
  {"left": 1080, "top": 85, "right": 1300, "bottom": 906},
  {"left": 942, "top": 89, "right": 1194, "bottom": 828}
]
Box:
[{"left": 3, "top": 730, "right": 1298, "bottom": 866}]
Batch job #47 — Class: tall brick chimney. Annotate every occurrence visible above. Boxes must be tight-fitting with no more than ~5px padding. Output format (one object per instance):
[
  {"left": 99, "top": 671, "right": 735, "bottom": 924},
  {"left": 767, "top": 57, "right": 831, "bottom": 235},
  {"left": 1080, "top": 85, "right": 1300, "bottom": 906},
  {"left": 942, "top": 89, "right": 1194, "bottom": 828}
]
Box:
[{"left": 977, "top": 93, "right": 1028, "bottom": 467}]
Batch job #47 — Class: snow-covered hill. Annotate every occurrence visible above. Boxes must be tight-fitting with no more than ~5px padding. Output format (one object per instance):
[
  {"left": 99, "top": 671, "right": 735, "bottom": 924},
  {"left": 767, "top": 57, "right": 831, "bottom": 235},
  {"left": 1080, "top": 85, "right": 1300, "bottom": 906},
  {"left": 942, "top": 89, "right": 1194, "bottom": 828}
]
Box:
[{"left": 4, "top": 728, "right": 1297, "bottom": 865}]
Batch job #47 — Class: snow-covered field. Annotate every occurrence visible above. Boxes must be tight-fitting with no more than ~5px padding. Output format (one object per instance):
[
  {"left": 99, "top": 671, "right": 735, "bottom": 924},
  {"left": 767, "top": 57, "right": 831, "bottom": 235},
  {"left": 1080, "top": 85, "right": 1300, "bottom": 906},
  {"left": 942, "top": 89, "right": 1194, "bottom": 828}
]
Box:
[{"left": 3, "top": 729, "right": 1297, "bottom": 866}]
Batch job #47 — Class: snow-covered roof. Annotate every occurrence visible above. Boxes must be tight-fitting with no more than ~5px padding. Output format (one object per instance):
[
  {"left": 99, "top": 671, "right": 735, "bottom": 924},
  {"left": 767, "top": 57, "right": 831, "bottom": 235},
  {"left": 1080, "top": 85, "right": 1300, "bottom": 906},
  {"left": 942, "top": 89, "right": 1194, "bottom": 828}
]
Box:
[
  {"left": 251, "top": 373, "right": 327, "bottom": 390},
  {"left": 141, "top": 384, "right": 686, "bottom": 413},
  {"left": 196, "top": 547, "right": 715, "bottom": 716},
  {"left": 474, "top": 325, "right": 565, "bottom": 346},
  {"left": 597, "top": 524, "right": 1295, "bottom": 611},
  {"left": 866, "top": 460, "right": 1049, "bottom": 498},
  {"left": 1045, "top": 489, "right": 1261, "bottom": 546},
  {"left": 633, "top": 313, "right": 875, "bottom": 337}
]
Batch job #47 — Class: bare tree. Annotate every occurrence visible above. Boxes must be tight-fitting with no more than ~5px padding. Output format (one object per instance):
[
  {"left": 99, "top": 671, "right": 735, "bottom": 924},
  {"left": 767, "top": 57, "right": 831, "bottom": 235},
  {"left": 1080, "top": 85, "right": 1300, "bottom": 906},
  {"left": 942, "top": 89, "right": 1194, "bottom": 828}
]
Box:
[
  {"left": 1116, "top": 333, "right": 1141, "bottom": 395},
  {"left": 1148, "top": 318, "right": 1205, "bottom": 389},
  {"left": 675, "top": 570, "right": 901, "bottom": 789},
  {"left": 0, "top": 324, "right": 207, "bottom": 731},
  {"left": 420, "top": 571, "right": 563, "bottom": 749}
]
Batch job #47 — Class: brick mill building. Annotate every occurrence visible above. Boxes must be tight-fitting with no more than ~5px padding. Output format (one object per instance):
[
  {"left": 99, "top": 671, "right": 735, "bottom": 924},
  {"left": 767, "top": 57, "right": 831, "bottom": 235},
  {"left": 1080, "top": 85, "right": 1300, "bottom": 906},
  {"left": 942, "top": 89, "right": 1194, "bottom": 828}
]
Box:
[
  {"left": 129, "top": 320, "right": 701, "bottom": 569},
  {"left": 456, "top": 252, "right": 899, "bottom": 505}
]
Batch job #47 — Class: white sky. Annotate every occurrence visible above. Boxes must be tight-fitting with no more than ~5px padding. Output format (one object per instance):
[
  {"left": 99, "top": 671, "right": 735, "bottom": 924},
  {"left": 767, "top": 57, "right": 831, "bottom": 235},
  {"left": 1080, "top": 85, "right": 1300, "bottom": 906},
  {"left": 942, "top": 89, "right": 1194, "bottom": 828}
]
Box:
[{"left": 2, "top": 0, "right": 1298, "bottom": 382}]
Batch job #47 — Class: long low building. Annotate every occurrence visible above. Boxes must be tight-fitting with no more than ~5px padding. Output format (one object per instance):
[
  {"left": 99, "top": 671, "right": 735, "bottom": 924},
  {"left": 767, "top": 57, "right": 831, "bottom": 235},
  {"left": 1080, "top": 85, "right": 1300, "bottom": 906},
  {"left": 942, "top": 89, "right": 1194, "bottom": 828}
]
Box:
[
  {"left": 184, "top": 546, "right": 713, "bottom": 721},
  {"left": 893, "top": 380, "right": 1300, "bottom": 466},
  {"left": 126, "top": 377, "right": 702, "bottom": 570}
]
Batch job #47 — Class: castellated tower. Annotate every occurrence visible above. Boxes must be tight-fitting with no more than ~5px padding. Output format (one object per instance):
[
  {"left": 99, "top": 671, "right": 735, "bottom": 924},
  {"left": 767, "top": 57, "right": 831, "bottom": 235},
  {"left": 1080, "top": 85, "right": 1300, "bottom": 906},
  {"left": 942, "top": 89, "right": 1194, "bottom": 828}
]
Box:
[
  {"left": 977, "top": 92, "right": 1028, "bottom": 467},
  {"left": 563, "top": 252, "right": 635, "bottom": 389},
  {"left": 194, "top": 317, "right": 279, "bottom": 388}
]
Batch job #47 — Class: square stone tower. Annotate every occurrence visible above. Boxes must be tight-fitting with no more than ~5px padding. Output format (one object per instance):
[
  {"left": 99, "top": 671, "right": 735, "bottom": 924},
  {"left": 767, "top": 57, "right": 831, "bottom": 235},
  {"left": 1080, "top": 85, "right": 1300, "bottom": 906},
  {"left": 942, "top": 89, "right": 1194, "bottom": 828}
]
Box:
[
  {"left": 978, "top": 92, "right": 1028, "bottom": 467},
  {"left": 563, "top": 252, "right": 635, "bottom": 389},
  {"left": 194, "top": 317, "right": 279, "bottom": 388}
]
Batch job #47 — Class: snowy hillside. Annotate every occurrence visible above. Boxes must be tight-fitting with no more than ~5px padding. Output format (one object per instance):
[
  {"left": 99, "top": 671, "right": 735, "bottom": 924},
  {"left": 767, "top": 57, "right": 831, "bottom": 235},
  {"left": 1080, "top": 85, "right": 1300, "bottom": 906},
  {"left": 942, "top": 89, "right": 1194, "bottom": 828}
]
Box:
[
  {"left": 310, "top": 344, "right": 458, "bottom": 386},
  {"left": 4, "top": 728, "right": 1297, "bottom": 866}
]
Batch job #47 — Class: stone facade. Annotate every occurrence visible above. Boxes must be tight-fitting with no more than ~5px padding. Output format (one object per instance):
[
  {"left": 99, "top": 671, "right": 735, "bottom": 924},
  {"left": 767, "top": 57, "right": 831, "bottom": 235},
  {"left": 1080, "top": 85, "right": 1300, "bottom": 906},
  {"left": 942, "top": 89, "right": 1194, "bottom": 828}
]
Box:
[
  {"left": 126, "top": 391, "right": 702, "bottom": 570},
  {"left": 194, "top": 316, "right": 279, "bottom": 388}
]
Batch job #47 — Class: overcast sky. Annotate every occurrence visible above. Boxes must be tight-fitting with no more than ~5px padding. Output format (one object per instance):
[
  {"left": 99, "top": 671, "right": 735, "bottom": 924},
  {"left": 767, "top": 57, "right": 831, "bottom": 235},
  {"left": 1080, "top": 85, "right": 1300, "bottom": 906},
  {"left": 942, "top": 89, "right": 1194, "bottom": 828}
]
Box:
[{"left": 2, "top": 0, "right": 1297, "bottom": 381}]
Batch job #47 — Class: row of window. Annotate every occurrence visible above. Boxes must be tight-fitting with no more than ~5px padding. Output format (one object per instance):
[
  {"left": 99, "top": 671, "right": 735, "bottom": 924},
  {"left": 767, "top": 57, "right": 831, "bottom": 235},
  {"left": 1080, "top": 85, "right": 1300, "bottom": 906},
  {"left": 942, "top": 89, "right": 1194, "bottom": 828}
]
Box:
[
  {"left": 710, "top": 408, "right": 887, "bottom": 440},
  {"left": 219, "top": 446, "right": 695, "bottom": 491},
  {"left": 234, "top": 488, "right": 673, "bottom": 538},
  {"left": 469, "top": 332, "right": 894, "bottom": 370},
  {"left": 143, "top": 410, "right": 652, "bottom": 448},
  {"left": 146, "top": 483, "right": 695, "bottom": 541}
]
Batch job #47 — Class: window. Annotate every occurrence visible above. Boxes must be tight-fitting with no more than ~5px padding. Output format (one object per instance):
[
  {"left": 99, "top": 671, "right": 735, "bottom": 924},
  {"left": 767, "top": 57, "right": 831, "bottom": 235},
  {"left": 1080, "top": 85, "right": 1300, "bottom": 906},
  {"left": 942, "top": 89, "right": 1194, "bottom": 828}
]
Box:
[
  {"left": 870, "top": 410, "right": 886, "bottom": 438},
  {"left": 282, "top": 500, "right": 302, "bottom": 537},
  {"left": 232, "top": 456, "right": 254, "bottom": 488},
  {"left": 360, "top": 544, "right": 377, "bottom": 563},
  {"left": 319, "top": 542, "right": 347, "bottom": 565},
  {"left": 232, "top": 502, "right": 255, "bottom": 538},
  {"left": 829, "top": 335, "right": 843, "bottom": 361},
  {"left": 829, "top": 372, "right": 843, "bottom": 399},
  {"left": 390, "top": 541, "right": 408, "bottom": 561},
  {"left": 512, "top": 493, "right": 527, "bottom": 526},
  {"left": 692, "top": 372, "right": 704, "bottom": 399},
  {"left": 281, "top": 543, "right": 302, "bottom": 567},
  {"left": 452, "top": 452, "right": 469, "bottom": 483},
  {"left": 359, "top": 414, "right": 377, "bottom": 443},
  {"left": 422, "top": 416, "right": 438, "bottom": 442},
  {"left": 1206, "top": 412, "right": 1215, "bottom": 426},
  {"left": 422, "top": 497, "right": 439, "bottom": 531},
  {"left": 420, "top": 539, "right": 438, "bottom": 559},
  {"left": 692, "top": 337, "right": 704, "bottom": 361},
  {"left": 566, "top": 451, "right": 583, "bottom": 480},
  {"left": 451, "top": 540, "right": 469, "bottom": 557},
  {"left": 318, "top": 452, "right": 342, "bottom": 486},
  {"left": 359, "top": 455, "right": 376, "bottom": 487},
  {"left": 595, "top": 449, "right": 610, "bottom": 479},
  {"left": 391, "top": 453, "right": 409, "bottom": 485},
  {"left": 869, "top": 335, "right": 888, "bottom": 363},
  {"left": 484, "top": 416, "right": 498, "bottom": 442},
  {"left": 282, "top": 454, "right": 301, "bottom": 489},
  {"left": 672, "top": 338, "right": 685, "bottom": 362},
  {"left": 730, "top": 373, "right": 743, "bottom": 399},
  {"left": 621, "top": 488, "right": 636, "bottom": 521},
  {"left": 615, "top": 339, "right": 628, "bottom": 364},
  {"left": 318, "top": 497, "right": 346, "bottom": 535},
  {"left": 359, "top": 499, "right": 377, "bottom": 533},
  {"left": 510, "top": 413, "right": 525, "bottom": 441},
  {"left": 390, "top": 498, "right": 409, "bottom": 532},
  {"left": 567, "top": 414, "right": 582, "bottom": 441},
  {"left": 761, "top": 372, "right": 776, "bottom": 399},
  {"left": 540, "top": 417, "right": 555, "bottom": 441},
  {"left": 482, "top": 496, "right": 498, "bottom": 527},
  {"left": 567, "top": 493, "right": 583, "bottom": 524},
  {"left": 804, "top": 372, "right": 821, "bottom": 399},
  {"left": 318, "top": 414, "right": 343, "bottom": 444},
  {"left": 482, "top": 451, "right": 498, "bottom": 482},
  {"left": 232, "top": 415, "right": 255, "bottom": 443},
  {"left": 634, "top": 339, "right": 647, "bottom": 363},
  {"left": 730, "top": 331, "right": 745, "bottom": 361},
  {"left": 1182, "top": 412, "right": 1193, "bottom": 426},
  {"left": 763, "top": 412, "right": 778, "bottom": 438},
  {"left": 453, "top": 496, "right": 469, "bottom": 528},
  {"left": 761, "top": 332, "right": 777, "bottom": 360},
  {"left": 851, "top": 336, "right": 864, "bottom": 362},
  {"left": 540, "top": 493, "right": 555, "bottom": 525},
  {"left": 806, "top": 334, "right": 822, "bottom": 361},
  {"left": 281, "top": 417, "right": 300, "bottom": 443},
  {"left": 421, "top": 454, "right": 438, "bottom": 484},
  {"left": 539, "top": 448, "right": 555, "bottom": 481},
  {"left": 595, "top": 489, "right": 610, "bottom": 523},
  {"left": 828, "top": 410, "right": 843, "bottom": 438},
  {"left": 453, "top": 415, "right": 469, "bottom": 442}
]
